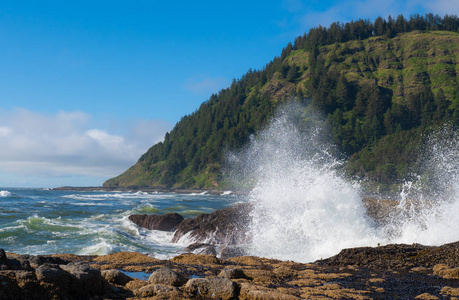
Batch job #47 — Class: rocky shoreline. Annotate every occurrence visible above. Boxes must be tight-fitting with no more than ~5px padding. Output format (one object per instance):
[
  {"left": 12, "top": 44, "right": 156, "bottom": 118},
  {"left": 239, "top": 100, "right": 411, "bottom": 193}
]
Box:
[{"left": 2, "top": 241, "right": 459, "bottom": 299}]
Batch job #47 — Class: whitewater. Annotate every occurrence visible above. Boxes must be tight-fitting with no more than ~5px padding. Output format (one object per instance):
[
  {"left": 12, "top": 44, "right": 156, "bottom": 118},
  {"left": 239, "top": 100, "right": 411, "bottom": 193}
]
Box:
[
  {"left": 0, "top": 189, "right": 238, "bottom": 258},
  {"left": 235, "top": 103, "right": 459, "bottom": 262}
]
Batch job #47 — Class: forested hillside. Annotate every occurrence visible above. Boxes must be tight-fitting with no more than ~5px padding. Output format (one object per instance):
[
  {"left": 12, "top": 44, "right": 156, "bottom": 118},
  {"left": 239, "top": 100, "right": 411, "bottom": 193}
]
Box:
[{"left": 104, "top": 14, "right": 459, "bottom": 189}]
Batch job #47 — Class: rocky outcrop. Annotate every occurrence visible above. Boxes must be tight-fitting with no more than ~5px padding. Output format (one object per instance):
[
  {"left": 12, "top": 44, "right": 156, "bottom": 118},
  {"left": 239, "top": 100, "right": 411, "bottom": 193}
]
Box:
[
  {"left": 172, "top": 203, "right": 252, "bottom": 245},
  {"left": 127, "top": 204, "right": 251, "bottom": 259},
  {"left": 3, "top": 241, "right": 459, "bottom": 299},
  {"left": 319, "top": 241, "right": 459, "bottom": 269},
  {"left": 128, "top": 212, "right": 184, "bottom": 231},
  {"left": 0, "top": 252, "right": 124, "bottom": 299}
]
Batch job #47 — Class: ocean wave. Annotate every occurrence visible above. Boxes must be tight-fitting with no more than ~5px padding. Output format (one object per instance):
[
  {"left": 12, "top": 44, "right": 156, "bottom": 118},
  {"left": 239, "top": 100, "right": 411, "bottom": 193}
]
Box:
[
  {"left": 189, "top": 191, "right": 209, "bottom": 196},
  {"left": 62, "top": 192, "right": 160, "bottom": 201},
  {"left": 0, "top": 190, "right": 12, "bottom": 197},
  {"left": 131, "top": 203, "right": 160, "bottom": 214},
  {"left": 77, "top": 241, "right": 114, "bottom": 256},
  {"left": 222, "top": 191, "right": 232, "bottom": 195}
]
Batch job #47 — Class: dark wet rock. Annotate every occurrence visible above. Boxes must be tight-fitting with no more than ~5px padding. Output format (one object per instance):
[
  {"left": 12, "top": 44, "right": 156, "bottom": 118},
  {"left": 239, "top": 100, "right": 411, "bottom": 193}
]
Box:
[
  {"left": 0, "top": 249, "right": 7, "bottom": 264},
  {"left": 8, "top": 257, "right": 33, "bottom": 271},
  {"left": 102, "top": 269, "right": 133, "bottom": 285},
  {"left": 129, "top": 212, "right": 184, "bottom": 231},
  {"left": 219, "top": 267, "right": 248, "bottom": 279},
  {"left": 172, "top": 203, "right": 252, "bottom": 245},
  {"left": 185, "top": 277, "right": 238, "bottom": 300},
  {"left": 0, "top": 252, "right": 33, "bottom": 271},
  {"left": 148, "top": 266, "right": 187, "bottom": 287},
  {"left": 28, "top": 255, "right": 68, "bottom": 268},
  {"left": 35, "top": 263, "right": 72, "bottom": 288},
  {"left": 319, "top": 241, "right": 459, "bottom": 269},
  {"left": 184, "top": 243, "right": 217, "bottom": 255},
  {"left": 61, "top": 262, "right": 106, "bottom": 295},
  {"left": 219, "top": 246, "right": 247, "bottom": 259}
]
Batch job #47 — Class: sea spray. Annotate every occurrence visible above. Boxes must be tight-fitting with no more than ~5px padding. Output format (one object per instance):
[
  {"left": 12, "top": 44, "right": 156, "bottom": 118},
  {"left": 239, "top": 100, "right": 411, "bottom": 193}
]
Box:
[
  {"left": 228, "top": 103, "right": 379, "bottom": 262},
  {"left": 386, "top": 124, "right": 459, "bottom": 245},
  {"left": 230, "top": 103, "right": 459, "bottom": 262}
]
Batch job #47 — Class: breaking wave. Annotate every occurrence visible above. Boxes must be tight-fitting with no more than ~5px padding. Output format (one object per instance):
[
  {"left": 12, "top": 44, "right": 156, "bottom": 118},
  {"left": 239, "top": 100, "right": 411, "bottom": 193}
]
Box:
[
  {"left": 0, "top": 190, "right": 12, "bottom": 197},
  {"left": 231, "top": 103, "right": 459, "bottom": 262}
]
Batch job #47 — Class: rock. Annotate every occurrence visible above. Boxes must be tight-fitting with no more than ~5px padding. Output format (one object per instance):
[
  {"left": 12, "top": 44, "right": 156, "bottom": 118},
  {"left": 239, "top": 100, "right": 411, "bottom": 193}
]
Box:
[
  {"left": 126, "top": 279, "right": 149, "bottom": 291},
  {"left": 319, "top": 243, "right": 432, "bottom": 269},
  {"left": 92, "top": 251, "right": 160, "bottom": 269},
  {"left": 7, "top": 257, "right": 33, "bottom": 271},
  {"left": 184, "top": 243, "right": 217, "bottom": 255},
  {"left": 128, "top": 212, "right": 184, "bottom": 231},
  {"left": 148, "top": 266, "right": 187, "bottom": 286},
  {"left": 415, "top": 293, "right": 439, "bottom": 300},
  {"left": 61, "top": 262, "right": 106, "bottom": 295},
  {"left": 218, "top": 267, "right": 247, "bottom": 279},
  {"left": 28, "top": 255, "right": 68, "bottom": 268},
  {"left": 135, "top": 283, "right": 180, "bottom": 298},
  {"left": 441, "top": 286, "right": 459, "bottom": 297},
  {"left": 219, "top": 246, "right": 247, "bottom": 259},
  {"left": 102, "top": 269, "right": 133, "bottom": 285},
  {"left": 226, "top": 256, "right": 266, "bottom": 267},
  {"left": 0, "top": 249, "right": 7, "bottom": 264},
  {"left": 433, "top": 264, "right": 459, "bottom": 279},
  {"left": 172, "top": 203, "right": 252, "bottom": 245},
  {"left": 172, "top": 253, "right": 221, "bottom": 266},
  {"left": 35, "top": 263, "right": 72, "bottom": 286},
  {"left": 185, "top": 277, "right": 238, "bottom": 300},
  {"left": 239, "top": 282, "right": 300, "bottom": 300}
]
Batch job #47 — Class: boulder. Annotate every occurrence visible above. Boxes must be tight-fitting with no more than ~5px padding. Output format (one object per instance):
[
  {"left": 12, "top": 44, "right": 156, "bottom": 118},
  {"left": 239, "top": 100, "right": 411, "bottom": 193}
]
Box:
[
  {"left": 148, "top": 266, "right": 187, "bottom": 287},
  {"left": 184, "top": 243, "right": 217, "bottom": 255},
  {"left": 172, "top": 203, "right": 252, "bottom": 245},
  {"left": 61, "top": 262, "right": 106, "bottom": 295},
  {"left": 135, "top": 283, "right": 180, "bottom": 298},
  {"left": 102, "top": 269, "right": 133, "bottom": 285},
  {"left": 219, "top": 267, "right": 248, "bottom": 279},
  {"left": 185, "top": 277, "right": 238, "bottom": 300},
  {"left": 219, "top": 246, "right": 247, "bottom": 259},
  {"left": 128, "top": 213, "right": 184, "bottom": 231}
]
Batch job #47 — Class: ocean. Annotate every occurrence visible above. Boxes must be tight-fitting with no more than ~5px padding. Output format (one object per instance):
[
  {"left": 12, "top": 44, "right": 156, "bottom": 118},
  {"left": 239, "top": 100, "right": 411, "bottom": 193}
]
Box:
[{"left": 0, "top": 188, "right": 242, "bottom": 259}]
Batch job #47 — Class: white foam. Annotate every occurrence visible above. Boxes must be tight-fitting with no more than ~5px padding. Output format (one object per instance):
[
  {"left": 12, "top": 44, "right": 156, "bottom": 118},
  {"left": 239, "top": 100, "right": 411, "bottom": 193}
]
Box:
[
  {"left": 62, "top": 192, "right": 159, "bottom": 201},
  {"left": 239, "top": 105, "right": 378, "bottom": 262},
  {"left": 77, "top": 241, "right": 113, "bottom": 255},
  {"left": 0, "top": 190, "right": 12, "bottom": 197},
  {"left": 384, "top": 125, "right": 459, "bottom": 246},
  {"left": 234, "top": 105, "right": 459, "bottom": 262},
  {"left": 222, "top": 191, "right": 232, "bottom": 195}
]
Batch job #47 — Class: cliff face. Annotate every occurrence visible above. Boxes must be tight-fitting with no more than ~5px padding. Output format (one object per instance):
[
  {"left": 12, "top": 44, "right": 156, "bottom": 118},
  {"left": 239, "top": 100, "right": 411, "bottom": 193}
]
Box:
[{"left": 104, "top": 29, "right": 459, "bottom": 189}]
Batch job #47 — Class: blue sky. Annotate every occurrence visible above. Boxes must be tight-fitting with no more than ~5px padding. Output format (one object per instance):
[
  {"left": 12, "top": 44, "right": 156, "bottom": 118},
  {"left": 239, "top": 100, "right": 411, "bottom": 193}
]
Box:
[{"left": 0, "top": 0, "right": 457, "bottom": 188}]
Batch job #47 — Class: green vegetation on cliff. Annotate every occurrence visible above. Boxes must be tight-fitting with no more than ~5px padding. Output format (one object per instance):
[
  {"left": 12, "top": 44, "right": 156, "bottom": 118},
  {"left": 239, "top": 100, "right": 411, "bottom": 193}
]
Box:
[{"left": 104, "top": 14, "right": 459, "bottom": 189}]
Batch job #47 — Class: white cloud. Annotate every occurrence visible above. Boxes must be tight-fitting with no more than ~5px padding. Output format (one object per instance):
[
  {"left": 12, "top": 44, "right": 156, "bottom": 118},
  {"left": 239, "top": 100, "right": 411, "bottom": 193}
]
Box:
[
  {"left": 421, "top": 0, "right": 459, "bottom": 15},
  {"left": 0, "top": 108, "right": 171, "bottom": 186},
  {"left": 185, "top": 76, "right": 230, "bottom": 96},
  {"left": 0, "top": 126, "right": 12, "bottom": 138}
]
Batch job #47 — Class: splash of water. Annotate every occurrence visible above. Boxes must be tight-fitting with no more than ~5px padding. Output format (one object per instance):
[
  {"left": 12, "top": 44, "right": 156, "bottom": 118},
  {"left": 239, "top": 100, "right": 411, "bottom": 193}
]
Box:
[
  {"left": 385, "top": 124, "right": 459, "bottom": 245},
  {"left": 229, "top": 103, "right": 379, "bottom": 262},
  {"left": 230, "top": 103, "right": 459, "bottom": 263}
]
